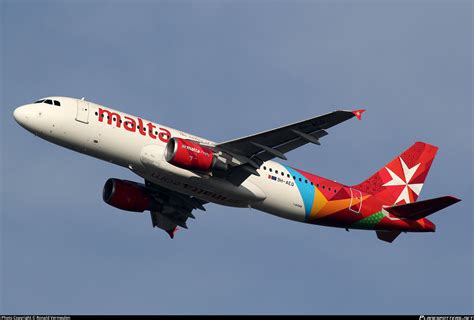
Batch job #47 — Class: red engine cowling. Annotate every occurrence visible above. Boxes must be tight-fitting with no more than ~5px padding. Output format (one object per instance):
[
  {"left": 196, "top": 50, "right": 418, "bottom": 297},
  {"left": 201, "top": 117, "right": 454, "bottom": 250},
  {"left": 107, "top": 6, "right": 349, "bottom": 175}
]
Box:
[
  {"left": 102, "top": 178, "right": 153, "bottom": 212},
  {"left": 165, "top": 138, "right": 215, "bottom": 172}
]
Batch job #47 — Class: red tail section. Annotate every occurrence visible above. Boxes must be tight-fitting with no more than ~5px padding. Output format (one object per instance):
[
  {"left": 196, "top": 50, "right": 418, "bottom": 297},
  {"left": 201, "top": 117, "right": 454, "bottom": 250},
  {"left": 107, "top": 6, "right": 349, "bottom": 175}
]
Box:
[{"left": 352, "top": 142, "right": 438, "bottom": 205}]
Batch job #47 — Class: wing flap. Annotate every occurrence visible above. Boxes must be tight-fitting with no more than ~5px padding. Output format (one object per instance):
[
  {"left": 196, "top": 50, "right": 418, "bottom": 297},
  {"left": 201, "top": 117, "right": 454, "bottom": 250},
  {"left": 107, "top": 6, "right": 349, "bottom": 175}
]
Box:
[{"left": 254, "top": 130, "right": 328, "bottom": 162}]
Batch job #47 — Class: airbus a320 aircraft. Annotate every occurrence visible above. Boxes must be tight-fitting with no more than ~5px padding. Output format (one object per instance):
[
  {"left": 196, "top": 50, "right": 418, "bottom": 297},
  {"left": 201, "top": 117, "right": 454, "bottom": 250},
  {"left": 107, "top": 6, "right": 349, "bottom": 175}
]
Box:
[{"left": 13, "top": 97, "right": 460, "bottom": 242}]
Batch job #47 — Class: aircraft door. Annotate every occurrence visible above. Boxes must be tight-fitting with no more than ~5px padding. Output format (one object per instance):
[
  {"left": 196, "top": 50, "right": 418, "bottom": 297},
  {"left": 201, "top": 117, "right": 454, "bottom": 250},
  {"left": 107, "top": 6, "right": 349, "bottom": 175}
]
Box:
[
  {"left": 76, "top": 100, "right": 89, "bottom": 124},
  {"left": 349, "top": 188, "right": 363, "bottom": 213}
]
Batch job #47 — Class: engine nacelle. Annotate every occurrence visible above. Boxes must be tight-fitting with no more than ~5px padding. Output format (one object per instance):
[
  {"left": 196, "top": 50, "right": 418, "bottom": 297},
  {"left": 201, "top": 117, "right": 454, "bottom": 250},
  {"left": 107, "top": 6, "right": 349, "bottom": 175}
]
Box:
[
  {"left": 165, "top": 138, "right": 227, "bottom": 172},
  {"left": 102, "top": 178, "right": 154, "bottom": 212}
]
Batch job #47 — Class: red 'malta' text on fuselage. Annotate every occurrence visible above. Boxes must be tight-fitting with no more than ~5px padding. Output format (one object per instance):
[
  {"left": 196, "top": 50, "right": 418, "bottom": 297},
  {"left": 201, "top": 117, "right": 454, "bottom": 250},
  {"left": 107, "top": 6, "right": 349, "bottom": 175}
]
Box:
[{"left": 98, "top": 108, "right": 171, "bottom": 143}]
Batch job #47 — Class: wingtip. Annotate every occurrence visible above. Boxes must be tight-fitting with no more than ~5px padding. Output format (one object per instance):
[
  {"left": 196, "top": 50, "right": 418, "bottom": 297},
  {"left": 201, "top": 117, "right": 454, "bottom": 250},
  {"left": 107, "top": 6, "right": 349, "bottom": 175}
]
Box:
[
  {"left": 166, "top": 227, "right": 178, "bottom": 239},
  {"left": 352, "top": 109, "right": 366, "bottom": 120},
  {"left": 446, "top": 196, "right": 462, "bottom": 203}
]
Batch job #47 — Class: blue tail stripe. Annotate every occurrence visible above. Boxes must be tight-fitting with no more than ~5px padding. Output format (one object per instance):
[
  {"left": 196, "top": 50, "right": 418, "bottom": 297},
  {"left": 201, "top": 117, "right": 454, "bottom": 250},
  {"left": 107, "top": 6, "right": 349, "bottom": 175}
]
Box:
[{"left": 284, "top": 166, "right": 314, "bottom": 221}]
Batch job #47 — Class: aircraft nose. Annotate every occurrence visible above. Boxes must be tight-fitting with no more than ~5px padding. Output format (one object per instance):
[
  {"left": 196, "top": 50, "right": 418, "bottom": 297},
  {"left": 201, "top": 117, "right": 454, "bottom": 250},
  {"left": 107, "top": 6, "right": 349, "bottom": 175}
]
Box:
[
  {"left": 13, "top": 104, "right": 41, "bottom": 132},
  {"left": 13, "top": 105, "right": 30, "bottom": 125}
]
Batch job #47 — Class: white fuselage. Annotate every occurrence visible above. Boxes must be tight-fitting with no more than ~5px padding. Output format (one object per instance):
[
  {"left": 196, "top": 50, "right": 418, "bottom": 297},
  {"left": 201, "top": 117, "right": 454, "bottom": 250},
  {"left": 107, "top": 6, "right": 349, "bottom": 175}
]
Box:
[{"left": 13, "top": 97, "right": 308, "bottom": 222}]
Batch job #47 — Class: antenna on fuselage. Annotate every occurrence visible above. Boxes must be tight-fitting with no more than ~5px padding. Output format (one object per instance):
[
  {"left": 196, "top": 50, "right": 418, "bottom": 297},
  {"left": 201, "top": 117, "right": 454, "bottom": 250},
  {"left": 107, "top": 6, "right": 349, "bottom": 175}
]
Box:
[{"left": 81, "top": 97, "right": 85, "bottom": 100}]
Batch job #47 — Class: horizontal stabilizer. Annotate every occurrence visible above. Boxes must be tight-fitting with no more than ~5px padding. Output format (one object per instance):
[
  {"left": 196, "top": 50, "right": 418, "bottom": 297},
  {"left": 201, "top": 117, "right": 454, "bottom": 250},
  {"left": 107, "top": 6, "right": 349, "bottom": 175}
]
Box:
[
  {"left": 376, "top": 230, "right": 402, "bottom": 243},
  {"left": 386, "top": 196, "right": 461, "bottom": 220}
]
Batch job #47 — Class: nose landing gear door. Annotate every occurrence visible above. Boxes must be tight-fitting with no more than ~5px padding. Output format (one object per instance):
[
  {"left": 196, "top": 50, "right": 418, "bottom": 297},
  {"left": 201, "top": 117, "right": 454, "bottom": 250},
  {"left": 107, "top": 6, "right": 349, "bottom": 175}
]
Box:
[{"left": 76, "top": 100, "right": 89, "bottom": 124}]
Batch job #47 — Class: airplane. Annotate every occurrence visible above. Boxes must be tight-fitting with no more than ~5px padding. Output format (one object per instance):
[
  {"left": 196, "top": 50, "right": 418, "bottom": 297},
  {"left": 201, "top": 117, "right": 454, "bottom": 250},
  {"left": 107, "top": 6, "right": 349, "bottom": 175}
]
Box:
[{"left": 13, "top": 96, "right": 461, "bottom": 243}]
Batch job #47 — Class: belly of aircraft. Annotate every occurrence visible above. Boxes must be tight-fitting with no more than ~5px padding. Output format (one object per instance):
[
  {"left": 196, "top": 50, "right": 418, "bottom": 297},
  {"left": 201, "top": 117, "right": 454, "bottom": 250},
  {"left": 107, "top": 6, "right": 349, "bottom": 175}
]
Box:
[{"left": 135, "top": 170, "right": 256, "bottom": 208}]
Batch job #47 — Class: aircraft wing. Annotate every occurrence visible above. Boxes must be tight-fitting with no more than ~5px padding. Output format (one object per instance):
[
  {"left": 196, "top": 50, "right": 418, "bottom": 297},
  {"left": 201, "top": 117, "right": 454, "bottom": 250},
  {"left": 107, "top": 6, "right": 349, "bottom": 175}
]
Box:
[
  {"left": 217, "top": 109, "right": 365, "bottom": 185},
  {"left": 145, "top": 180, "right": 207, "bottom": 238}
]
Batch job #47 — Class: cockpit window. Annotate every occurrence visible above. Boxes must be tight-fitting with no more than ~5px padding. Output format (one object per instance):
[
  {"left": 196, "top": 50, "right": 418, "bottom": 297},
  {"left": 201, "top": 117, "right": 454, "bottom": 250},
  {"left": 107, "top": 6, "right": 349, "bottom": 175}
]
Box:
[{"left": 33, "top": 98, "right": 60, "bottom": 106}]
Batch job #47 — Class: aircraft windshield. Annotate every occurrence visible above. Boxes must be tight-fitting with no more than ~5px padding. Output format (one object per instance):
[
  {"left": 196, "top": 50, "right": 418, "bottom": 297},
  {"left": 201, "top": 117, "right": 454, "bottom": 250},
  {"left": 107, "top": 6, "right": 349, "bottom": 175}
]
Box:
[{"left": 33, "top": 99, "right": 61, "bottom": 106}]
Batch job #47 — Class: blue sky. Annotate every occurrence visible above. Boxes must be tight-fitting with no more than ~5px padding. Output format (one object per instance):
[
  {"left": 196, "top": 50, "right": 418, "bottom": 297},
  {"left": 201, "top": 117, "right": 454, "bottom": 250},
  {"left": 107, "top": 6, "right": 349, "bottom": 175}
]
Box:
[{"left": 1, "top": 0, "right": 472, "bottom": 314}]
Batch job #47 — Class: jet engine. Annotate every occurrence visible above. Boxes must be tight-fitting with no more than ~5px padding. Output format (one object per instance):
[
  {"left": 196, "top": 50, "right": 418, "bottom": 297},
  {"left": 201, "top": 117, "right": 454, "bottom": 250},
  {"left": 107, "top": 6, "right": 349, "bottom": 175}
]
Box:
[
  {"left": 102, "top": 178, "right": 157, "bottom": 212},
  {"left": 164, "top": 138, "right": 228, "bottom": 173}
]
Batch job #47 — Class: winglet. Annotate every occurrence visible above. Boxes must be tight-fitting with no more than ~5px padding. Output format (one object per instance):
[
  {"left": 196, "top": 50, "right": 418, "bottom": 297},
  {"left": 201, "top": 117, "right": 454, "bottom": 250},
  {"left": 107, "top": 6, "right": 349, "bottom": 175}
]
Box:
[
  {"left": 352, "top": 109, "right": 366, "bottom": 120},
  {"left": 166, "top": 227, "right": 178, "bottom": 239}
]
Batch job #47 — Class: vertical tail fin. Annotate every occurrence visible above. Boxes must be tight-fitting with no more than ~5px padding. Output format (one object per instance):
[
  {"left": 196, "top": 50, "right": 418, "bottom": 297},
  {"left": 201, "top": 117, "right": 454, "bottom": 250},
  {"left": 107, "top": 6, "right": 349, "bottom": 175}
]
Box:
[{"left": 352, "top": 142, "right": 438, "bottom": 205}]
